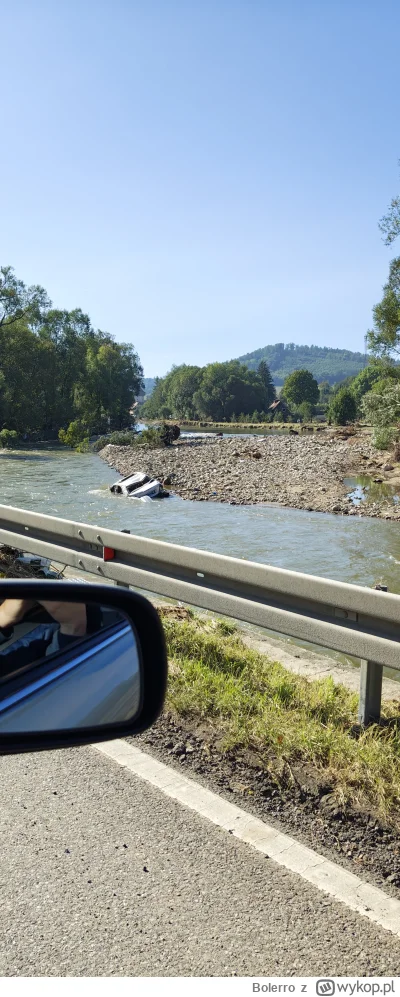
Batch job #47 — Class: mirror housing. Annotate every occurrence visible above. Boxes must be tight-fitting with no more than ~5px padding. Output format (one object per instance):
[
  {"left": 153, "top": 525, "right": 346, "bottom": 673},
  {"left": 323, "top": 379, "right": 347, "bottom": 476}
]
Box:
[{"left": 0, "top": 580, "right": 168, "bottom": 755}]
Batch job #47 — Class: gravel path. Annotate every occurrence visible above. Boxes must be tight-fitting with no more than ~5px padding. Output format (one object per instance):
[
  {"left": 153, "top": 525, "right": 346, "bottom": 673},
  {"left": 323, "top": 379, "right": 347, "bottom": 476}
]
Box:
[{"left": 100, "top": 431, "right": 400, "bottom": 518}]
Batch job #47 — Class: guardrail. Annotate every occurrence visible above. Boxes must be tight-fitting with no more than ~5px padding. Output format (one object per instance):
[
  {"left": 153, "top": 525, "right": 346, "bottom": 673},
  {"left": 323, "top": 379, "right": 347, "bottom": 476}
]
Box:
[{"left": 0, "top": 503, "right": 398, "bottom": 725}]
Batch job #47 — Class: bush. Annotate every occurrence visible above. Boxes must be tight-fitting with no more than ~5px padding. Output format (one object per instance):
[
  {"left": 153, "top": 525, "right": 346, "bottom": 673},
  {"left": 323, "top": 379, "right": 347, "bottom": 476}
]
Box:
[
  {"left": 372, "top": 428, "right": 397, "bottom": 451},
  {"left": 92, "top": 431, "right": 137, "bottom": 451},
  {"left": 75, "top": 437, "right": 90, "bottom": 453},
  {"left": 362, "top": 382, "right": 400, "bottom": 430},
  {"left": 58, "top": 420, "right": 88, "bottom": 448},
  {"left": 327, "top": 389, "right": 357, "bottom": 425},
  {"left": 137, "top": 423, "right": 181, "bottom": 447},
  {"left": 298, "top": 401, "right": 314, "bottom": 423},
  {"left": 0, "top": 429, "right": 20, "bottom": 448}
]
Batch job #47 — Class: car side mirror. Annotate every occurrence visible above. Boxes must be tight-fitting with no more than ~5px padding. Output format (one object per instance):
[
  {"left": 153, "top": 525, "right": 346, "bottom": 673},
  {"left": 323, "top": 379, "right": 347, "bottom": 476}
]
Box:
[{"left": 0, "top": 581, "right": 168, "bottom": 754}]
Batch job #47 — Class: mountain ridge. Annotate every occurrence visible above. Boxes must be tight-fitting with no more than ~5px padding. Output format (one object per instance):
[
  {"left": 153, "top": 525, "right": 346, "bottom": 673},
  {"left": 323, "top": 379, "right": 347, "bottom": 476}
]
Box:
[{"left": 235, "top": 342, "right": 368, "bottom": 385}]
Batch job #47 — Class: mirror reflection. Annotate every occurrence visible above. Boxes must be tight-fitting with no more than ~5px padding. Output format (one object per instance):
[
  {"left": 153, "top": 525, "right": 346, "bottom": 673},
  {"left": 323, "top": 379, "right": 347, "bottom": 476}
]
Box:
[{"left": 0, "top": 599, "right": 141, "bottom": 733}]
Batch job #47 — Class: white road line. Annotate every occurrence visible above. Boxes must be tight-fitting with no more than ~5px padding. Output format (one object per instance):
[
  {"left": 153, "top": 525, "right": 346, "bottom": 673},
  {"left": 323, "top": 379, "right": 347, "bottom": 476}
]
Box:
[{"left": 96, "top": 739, "right": 400, "bottom": 937}]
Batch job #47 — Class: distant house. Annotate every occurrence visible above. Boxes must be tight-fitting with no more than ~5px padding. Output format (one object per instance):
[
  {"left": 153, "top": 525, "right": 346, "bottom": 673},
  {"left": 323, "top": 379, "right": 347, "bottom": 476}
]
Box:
[{"left": 269, "top": 398, "right": 289, "bottom": 420}]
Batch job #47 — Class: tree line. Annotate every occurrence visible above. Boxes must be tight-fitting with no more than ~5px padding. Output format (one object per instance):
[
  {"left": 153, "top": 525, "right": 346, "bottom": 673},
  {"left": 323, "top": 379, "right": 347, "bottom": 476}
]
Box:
[
  {"left": 142, "top": 359, "right": 277, "bottom": 423},
  {"left": 0, "top": 266, "right": 143, "bottom": 442}
]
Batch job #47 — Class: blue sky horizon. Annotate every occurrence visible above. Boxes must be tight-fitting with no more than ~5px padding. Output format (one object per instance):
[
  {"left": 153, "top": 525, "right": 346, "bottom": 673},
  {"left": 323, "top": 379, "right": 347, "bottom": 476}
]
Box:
[{"left": 1, "top": 1, "right": 399, "bottom": 377}]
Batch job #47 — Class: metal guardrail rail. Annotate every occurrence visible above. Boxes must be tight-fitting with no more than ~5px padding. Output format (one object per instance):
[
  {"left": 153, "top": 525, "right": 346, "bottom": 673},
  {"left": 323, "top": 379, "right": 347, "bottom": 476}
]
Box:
[{"left": 0, "top": 503, "right": 398, "bottom": 724}]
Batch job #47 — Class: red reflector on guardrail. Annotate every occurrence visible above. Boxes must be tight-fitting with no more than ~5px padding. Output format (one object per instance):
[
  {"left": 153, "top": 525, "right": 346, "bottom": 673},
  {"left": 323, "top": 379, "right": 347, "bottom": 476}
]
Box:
[{"left": 103, "top": 547, "right": 115, "bottom": 561}]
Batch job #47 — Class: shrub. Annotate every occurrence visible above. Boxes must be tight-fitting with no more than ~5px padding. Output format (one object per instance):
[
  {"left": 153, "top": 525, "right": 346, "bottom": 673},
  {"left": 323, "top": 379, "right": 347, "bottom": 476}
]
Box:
[
  {"left": 75, "top": 437, "right": 90, "bottom": 453},
  {"left": 298, "top": 401, "right": 314, "bottom": 423},
  {"left": 136, "top": 423, "right": 180, "bottom": 447},
  {"left": 362, "top": 381, "right": 400, "bottom": 429},
  {"left": 58, "top": 420, "right": 88, "bottom": 449},
  {"left": 92, "top": 431, "right": 137, "bottom": 451},
  {"left": 372, "top": 427, "right": 397, "bottom": 451},
  {"left": 327, "top": 389, "right": 357, "bottom": 425},
  {"left": 0, "top": 429, "right": 20, "bottom": 448},
  {"left": 135, "top": 427, "right": 165, "bottom": 448}
]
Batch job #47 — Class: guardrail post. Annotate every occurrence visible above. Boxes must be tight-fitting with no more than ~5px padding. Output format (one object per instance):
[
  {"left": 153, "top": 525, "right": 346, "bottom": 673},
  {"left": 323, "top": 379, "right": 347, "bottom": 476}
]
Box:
[
  {"left": 358, "top": 583, "right": 388, "bottom": 726},
  {"left": 358, "top": 660, "right": 383, "bottom": 725}
]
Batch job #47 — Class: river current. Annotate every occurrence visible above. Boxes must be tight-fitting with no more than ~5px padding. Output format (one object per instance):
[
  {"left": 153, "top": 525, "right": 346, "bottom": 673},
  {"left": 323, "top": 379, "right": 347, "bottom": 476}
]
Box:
[{"left": 0, "top": 447, "right": 399, "bottom": 593}]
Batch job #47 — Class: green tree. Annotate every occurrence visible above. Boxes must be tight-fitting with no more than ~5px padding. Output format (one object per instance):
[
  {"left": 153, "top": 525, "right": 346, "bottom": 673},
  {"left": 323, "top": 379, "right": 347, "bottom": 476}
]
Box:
[
  {"left": 59, "top": 420, "right": 88, "bottom": 448},
  {"left": 298, "top": 401, "right": 314, "bottom": 423},
  {"left": 0, "top": 320, "right": 48, "bottom": 432},
  {"left": 318, "top": 381, "right": 332, "bottom": 405},
  {"left": 361, "top": 381, "right": 400, "bottom": 429},
  {"left": 351, "top": 364, "right": 389, "bottom": 407},
  {"left": 0, "top": 266, "right": 50, "bottom": 331},
  {"left": 165, "top": 365, "right": 203, "bottom": 419},
  {"left": 257, "top": 360, "right": 276, "bottom": 406},
  {"left": 283, "top": 369, "right": 319, "bottom": 407},
  {"left": 0, "top": 265, "right": 143, "bottom": 437},
  {"left": 141, "top": 376, "right": 172, "bottom": 420},
  {"left": 193, "top": 361, "right": 265, "bottom": 421},
  {"left": 379, "top": 164, "right": 400, "bottom": 246},
  {"left": 328, "top": 388, "right": 357, "bottom": 425},
  {"left": 366, "top": 257, "right": 400, "bottom": 359},
  {"left": 75, "top": 339, "right": 142, "bottom": 432}
]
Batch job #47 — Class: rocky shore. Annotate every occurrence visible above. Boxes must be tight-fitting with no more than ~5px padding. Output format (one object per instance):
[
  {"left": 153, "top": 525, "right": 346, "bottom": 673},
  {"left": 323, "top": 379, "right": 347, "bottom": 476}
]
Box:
[{"left": 99, "top": 430, "right": 400, "bottom": 519}]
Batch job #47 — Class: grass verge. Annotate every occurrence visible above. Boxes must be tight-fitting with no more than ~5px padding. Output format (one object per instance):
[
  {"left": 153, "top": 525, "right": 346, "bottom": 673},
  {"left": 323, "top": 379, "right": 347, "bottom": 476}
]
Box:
[{"left": 159, "top": 608, "right": 400, "bottom": 828}]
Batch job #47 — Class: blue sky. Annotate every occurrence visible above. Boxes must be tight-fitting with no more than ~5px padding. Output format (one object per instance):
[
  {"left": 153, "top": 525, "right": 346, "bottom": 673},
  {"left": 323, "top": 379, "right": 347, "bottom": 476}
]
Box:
[{"left": 1, "top": 1, "right": 399, "bottom": 377}]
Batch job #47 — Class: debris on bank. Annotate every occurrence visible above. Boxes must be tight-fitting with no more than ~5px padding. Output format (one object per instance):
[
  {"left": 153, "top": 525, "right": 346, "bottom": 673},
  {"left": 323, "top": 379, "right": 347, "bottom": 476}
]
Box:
[{"left": 0, "top": 546, "right": 63, "bottom": 579}]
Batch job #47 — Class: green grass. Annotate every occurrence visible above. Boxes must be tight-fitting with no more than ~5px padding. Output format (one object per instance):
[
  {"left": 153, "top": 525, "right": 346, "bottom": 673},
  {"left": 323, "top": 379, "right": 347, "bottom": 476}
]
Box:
[{"left": 159, "top": 610, "right": 400, "bottom": 827}]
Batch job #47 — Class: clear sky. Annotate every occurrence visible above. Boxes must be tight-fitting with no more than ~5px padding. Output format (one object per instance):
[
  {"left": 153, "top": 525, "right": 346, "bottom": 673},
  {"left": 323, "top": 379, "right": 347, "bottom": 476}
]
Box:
[{"left": 1, "top": 1, "right": 399, "bottom": 377}]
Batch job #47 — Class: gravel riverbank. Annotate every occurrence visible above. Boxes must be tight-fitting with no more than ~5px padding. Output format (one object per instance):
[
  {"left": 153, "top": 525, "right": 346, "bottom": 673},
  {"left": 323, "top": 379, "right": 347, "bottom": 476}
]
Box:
[{"left": 100, "top": 430, "right": 400, "bottom": 518}]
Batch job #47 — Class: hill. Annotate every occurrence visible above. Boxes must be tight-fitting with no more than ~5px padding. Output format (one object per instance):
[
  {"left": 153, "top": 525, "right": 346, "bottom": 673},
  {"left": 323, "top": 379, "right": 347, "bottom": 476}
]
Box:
[{"left": 235, "top": 343, "right": 367, "bottom": 385}]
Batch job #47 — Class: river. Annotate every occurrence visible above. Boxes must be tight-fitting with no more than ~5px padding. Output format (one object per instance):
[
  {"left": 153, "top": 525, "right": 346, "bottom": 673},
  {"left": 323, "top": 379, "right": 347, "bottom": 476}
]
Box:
[{"left": 0, "top": 446, "right": 399, "bottom": 593}]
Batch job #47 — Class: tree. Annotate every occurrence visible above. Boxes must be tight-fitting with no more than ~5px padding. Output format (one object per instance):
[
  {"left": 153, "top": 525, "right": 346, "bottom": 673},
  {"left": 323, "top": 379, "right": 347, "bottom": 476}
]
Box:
[
  {"left": 193, "top": 361, "right": 266, "bottom": 421},
  {"left": 361, "top": 381, "right": 400, "bottom": 429},
  {"left": 366, "top": 258, "right": 400, "bottom": 359},
  {"left": 0, "top": 320, "right": 48, "bottom": 432},
  {"left": 0, "top": 266, "right": 50, "bottom": 330},
  {"left": 0, "top": 265, "right": 143, "bottom": 437},
  {"left": 283, "top": 369, "right": 319, "bottom": 407},
  {"left": 328, "top": 388, "right": 357, "bottom": 425},
  {"left": 141, "top": 375, "right": 172, "bottom": 420},
  {"left": 74, "top": 340, "right": 142, "bottom": 432},
  {"left": 318, "top": 381, "right": 332, "bottom": 405},
  {"left": 257, "top": 360, "right": 276, "bottom": 406},
  {"left": 379, "top": 163, "right": 400, "bottom": 246},
  {"left": 298, "top": 401, "right": 314, "bottom": 423},
  {"left": 351, "top": 364, "right": 387, "bottom": 406},
  {"left": 165, "top": 365, "right": 203, "bottom": 419}
]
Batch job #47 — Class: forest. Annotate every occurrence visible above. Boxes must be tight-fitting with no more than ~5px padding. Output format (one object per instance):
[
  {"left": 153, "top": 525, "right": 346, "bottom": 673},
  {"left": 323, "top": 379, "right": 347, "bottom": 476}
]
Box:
[
  {"left": 236, "top": 343, "right": 368, "bottom": 384},
  {"left": 0, "top": 266, "right": 143, "bottom": 440}
]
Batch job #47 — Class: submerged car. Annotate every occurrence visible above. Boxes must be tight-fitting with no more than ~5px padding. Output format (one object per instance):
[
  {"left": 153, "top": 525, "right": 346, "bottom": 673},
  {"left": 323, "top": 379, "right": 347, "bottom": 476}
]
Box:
[{"left": 110, "top": 472, "right": 169, "bottom": 499}]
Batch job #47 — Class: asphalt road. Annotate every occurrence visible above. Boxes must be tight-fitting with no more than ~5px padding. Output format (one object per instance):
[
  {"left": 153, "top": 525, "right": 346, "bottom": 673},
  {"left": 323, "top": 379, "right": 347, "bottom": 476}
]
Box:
[{"left": 1, "top": 744, "right": 400, "bottom": 977}]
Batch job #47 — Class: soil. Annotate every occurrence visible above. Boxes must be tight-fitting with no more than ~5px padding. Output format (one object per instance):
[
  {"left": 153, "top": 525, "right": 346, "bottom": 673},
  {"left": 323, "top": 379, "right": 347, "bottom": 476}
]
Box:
[
  {"left": 100, "top": 428, "right": 400, "bottom": 519},
  {"left": 132, "top": 709, "right": 400, "bottom": 898}
]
